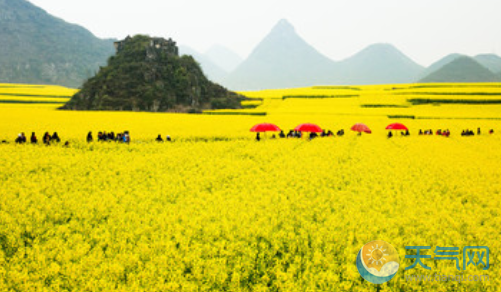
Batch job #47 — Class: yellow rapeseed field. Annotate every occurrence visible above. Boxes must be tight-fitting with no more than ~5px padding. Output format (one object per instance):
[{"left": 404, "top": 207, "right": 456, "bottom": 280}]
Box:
[
  {"left": 0, "top": 84, "right": 75, "bottom": 104},
  {"left": 0, "top": 83, "right": 500, "bottom": 291}
]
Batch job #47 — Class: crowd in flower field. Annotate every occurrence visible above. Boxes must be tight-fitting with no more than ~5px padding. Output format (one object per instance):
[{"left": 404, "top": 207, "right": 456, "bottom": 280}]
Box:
[
  {"left": 13, "top": 131, "right": 61, "bottom": 144},
  {"left": 86, "top": 131, "right": 131, "bottom": 143},
  {"left": 0, "top": 126, "right": 495, "bottom": 145}
]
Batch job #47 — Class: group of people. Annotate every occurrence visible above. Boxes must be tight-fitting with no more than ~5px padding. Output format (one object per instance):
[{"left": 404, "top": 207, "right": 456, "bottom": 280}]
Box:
[
  {"left": 387, "top": 130, "right": 410, "bottom": 138},
  {"left": 420, "top": 129, "right": 436, "bottom": 135},
  {"left": 87, "top": 131, "right": 131, "bottom": 143},
  {"left": 419, "top": 129, "right": 450, "bottom": 137},
  {"left": 15, "top": 132, "right": 61, "bottom": 145},
  {"left": 414, "top": 128, "right": 494, "bottom": 137},
  {"left": 88, "top": 132, "right": 173, "bottom": 143},
  {"left": 155, "top": 135, "right": 172, "bottom": 142},
  {"left": 308, "top": 129, "right": 345, "bottom": 139},
  {"left": 460, "top": 128, "right": 494, "bottom": 136},
  {"left": 3, "top": 126, "right": 497, "bottom": 145},
  {"left": 256, "top": 129, "right": 345, "bottom": 141}
]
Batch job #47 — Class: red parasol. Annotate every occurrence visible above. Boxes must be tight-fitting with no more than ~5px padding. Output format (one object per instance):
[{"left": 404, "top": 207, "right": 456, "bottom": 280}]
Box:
[
  {"left": 385, "top": 123, "right": 408, "bottom": 130},
  {"left": 250, "top": 123, "right": 281, "bottom": 132},
  {"left": 351, "top": 123, "right": 372, "bottom": 134},
  {"left": 294, "top": 123, "right": 323, "bottom": 133}
]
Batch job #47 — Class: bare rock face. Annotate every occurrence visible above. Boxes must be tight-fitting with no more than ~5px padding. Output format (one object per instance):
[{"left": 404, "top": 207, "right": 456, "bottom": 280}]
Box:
[{"left": 62, "top": 35, "right": 243, "bottom": 112}]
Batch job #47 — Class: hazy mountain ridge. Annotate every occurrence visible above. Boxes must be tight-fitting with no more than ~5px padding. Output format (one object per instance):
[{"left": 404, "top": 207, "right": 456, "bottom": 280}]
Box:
[
  {"left": 0, "top": 0, "right": 115, "bottom": 88},
  {"left": 417, "top": 54, "right": 465, "bottom": 80},
  {"left": 205, "top": 45, "right": 243, "bottom": 73},
  {"left": 216, "top": 20, "right": 501, "bottom": 89},
  {"left": 474, "top": 54, "right": 501, "bottom": 74},
  {"left": 334, "top": 43, "right": 424, "bottom": 85},
  {"left": 418, "top": 56, "right": 500, "bottom": 83},
  {"left": 179, "top": 45, "right": 228, "bottom": 84},
  {"left": 219, "top": 20, "right": 433, "bottom": 90},
  {"left": 1, "top": 2, "right": 500, "bottom": 90},
  {"left": 415, "top": 53, "right": 501, "bottom": 83},
  {"left": 222, "top": 19, "right": 337, "bottom": 90},
  {"left": 181, "top": 28, "right": 501, "bottom": 89}
]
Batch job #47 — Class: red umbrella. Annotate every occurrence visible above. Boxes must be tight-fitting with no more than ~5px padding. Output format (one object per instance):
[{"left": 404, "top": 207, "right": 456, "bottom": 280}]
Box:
[
  {"left": 386, "top": 123, "right": 408, "bottom": 130},
  {"left": 351, "top": 123, "right": 372, "bottom": 134},
  {"left": 250, "top": 123, "right": 281, "bottom": 132},
  {"left": 295, "top": 123, "right": 323, "bottom": 133}
]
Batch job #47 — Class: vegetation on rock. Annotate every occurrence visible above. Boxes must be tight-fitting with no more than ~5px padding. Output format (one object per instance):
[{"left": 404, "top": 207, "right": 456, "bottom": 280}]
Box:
[{"left": 62, "top": 35, "right": 243, "bottom": 112}]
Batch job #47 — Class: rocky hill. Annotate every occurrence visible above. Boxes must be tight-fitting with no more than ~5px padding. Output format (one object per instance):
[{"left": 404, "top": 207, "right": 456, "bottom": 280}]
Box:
[{"left": 62, "top": 35, "right": 243, "bottom": 112}]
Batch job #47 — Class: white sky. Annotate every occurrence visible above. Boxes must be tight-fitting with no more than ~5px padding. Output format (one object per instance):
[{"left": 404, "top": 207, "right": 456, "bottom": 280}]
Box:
[{"left": 28, "top": 0, "right": 501, "bottom": 66}]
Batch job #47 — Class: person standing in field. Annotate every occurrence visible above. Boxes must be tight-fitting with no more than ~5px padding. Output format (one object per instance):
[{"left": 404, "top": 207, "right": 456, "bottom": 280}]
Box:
[
  {"left": 15, "top": 133, "right": 25, "bottom": 144},
  {"left": 123, "top": 131, "right": 130, "bottom": 143},
  {"left": 43, "top": 132, "right": 51, "bottom": 144},
  {"left": 87, "top": 132, "right": 93, "bottom": 142},
  {"left": 51, "top": 132, "right": 61, "bottom": 143},
  {"left": 31, "top": 132, "right": 37, "bottom": 144},
  {"left": 256, "top": 133, "right": 261, "bottom": 141},
  {"left": 156, "top": 134, "right": 163, "bottom": 142}
]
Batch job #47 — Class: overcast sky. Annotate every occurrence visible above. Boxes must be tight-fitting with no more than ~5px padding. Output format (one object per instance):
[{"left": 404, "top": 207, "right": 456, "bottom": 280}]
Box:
[{"left": 29, "top": 0, "right": 501, "bottom": 66}]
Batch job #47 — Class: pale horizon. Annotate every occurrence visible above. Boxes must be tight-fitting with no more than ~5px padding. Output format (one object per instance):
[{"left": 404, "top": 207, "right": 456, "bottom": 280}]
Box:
[{"left": 28, "top": 0, "right": 501, "bottom": 67}]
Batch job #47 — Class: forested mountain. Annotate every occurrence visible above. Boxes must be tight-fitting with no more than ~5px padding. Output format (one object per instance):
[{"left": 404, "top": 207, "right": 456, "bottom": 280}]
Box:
[{"left": 0, "top": 0, "right": 115, "bottom": 88}]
